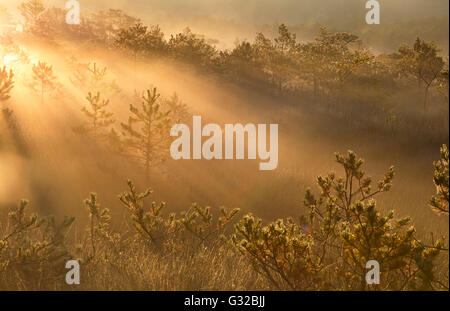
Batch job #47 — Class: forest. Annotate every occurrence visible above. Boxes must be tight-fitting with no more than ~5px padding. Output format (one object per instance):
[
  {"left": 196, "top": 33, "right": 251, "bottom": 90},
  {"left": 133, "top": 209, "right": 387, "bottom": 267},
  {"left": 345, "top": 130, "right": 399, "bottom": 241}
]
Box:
[{"left": 0, "top": 0, "right": 448, "bottom": 290}]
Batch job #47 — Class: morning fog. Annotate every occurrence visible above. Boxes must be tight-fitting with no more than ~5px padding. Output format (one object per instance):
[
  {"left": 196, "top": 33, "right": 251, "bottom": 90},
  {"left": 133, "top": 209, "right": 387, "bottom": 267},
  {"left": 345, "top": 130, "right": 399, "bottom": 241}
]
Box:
[{"left": 170, "top": 116, "right": 278, "bottom": 170}]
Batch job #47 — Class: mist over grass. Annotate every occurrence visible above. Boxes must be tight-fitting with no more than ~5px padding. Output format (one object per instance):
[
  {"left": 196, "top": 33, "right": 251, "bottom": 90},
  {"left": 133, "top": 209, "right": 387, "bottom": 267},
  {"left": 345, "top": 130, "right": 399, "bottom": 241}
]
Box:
[{"left": 0, "top": 0, "right": 448, "bottom": 291}]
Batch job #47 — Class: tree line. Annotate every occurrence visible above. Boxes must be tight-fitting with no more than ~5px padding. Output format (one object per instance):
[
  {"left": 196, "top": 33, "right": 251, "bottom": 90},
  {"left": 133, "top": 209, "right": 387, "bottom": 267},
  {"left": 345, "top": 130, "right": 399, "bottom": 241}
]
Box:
[{"left": 6, "top": 1, "right": 448, "bottom": 126}]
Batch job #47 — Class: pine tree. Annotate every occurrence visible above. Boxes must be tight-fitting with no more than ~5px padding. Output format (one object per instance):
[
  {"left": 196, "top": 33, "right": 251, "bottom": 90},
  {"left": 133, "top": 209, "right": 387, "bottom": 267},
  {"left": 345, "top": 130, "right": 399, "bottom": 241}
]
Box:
[
  {"left": 80, "top": 92, "right": 115, "bottom": 138},
  {"left": 118, "top": 180, "right": 179, "bottom": 248},
  {"left": 114, "top": 23, "right": 165, "bottom": 87},
  {"left": 0, "top": 66, "right": 14, "bottom": 104},
  {"left": 69, "top": 60, "right": 120, "bottom": 98},
  {"left": 430, "top": 144, "right": 449, "bottom": 215},
  {"left": 120, "top": 88, "right": 171, "bottom": 181},
  {"left": 168, "top": 27, "right": 216, "bottom": 67},
  {"left": 32, "top": 61, "right": 57, "bottom": 104},
  {"left": 1, "top": 65, "right": 15, "bottom": 129},
  {"left": 18, "top": 0, "right": 45, "bottom": 26},
  {"left": 87, "top": 63, "right": 115, "bottom": 94},
  {"left": 303, "top": 150, "right": 443, "bottom": 290},
  {"left": 84, "top": 193, "right": 117, "bottom": 259},
  {"left": 164, "top": 92, "right": 190, "bottom": 124},
  {"left": 396, "top": 38, "right": 444, "bottom": 116},
  {"left": 0, "top": 199, "right": 74, "bottom": 290},
  {"left": 0, "top": 67, "right": 29, "bottom": 156}
]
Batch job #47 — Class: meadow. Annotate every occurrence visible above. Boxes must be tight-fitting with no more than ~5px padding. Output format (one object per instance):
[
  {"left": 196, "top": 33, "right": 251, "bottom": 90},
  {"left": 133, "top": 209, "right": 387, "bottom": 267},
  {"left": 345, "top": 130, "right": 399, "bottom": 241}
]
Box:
[{"left": 0, "top": 0, "right": 448, "bottom": 290}]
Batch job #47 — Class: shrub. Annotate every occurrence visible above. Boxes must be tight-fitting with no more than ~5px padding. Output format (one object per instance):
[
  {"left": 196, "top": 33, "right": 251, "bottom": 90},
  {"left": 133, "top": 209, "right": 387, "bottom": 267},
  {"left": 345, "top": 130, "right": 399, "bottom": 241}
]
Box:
[
  {"left": 430, "top": 144, "right": 449, "bottom": 215},
  {"left": 231, "top": 214, "right": 320, "bottom": 290},
  {"left": 180, "top": 204, "right": 239, "bottom": 247},
  {"left": 0, "top": 200, "right": 74, "bottom": 290},
  {"left": 303, "top": 150, "right": 443, "bottom": 290},
  {"left": 231, "top": 150, "right": 446, "bottom": 290},
  {"left": 118, "top": 180, "right": 181, "bottom": 250}
]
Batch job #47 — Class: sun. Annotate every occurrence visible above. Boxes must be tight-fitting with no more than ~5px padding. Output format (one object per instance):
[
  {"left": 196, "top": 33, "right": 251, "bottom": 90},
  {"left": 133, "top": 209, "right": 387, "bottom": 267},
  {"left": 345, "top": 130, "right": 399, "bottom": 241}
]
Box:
[{"left": 2, "top": 54, "right": 17, "bottom": 66}]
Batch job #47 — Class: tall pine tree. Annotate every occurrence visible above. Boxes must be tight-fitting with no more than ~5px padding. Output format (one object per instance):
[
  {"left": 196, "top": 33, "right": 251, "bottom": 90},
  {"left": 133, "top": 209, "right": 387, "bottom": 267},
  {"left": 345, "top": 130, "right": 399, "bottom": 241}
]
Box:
[
  {"left": 32, "top": 61, "right": 57, "bottom": 104},
  {"left": 121, "top": 88, "right": 171, "bottom": 181}
]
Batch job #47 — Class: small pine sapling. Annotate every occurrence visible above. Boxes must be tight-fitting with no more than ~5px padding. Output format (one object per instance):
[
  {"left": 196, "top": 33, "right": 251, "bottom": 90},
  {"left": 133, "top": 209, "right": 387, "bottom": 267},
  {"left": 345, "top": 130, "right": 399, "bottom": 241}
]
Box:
[
  {"left": 231, "top": 214, "right": 320, "bottom": 290},
  {"left": 303, "top": 150, "right": 443, "bottom": 290},
  {"left": 0, "top": 200, "right": 74, "bottom": 290},
  {"left": 180, "top": 203, "right": 239, "bottom": 247},
  {"left": 80, "top": 91, "right": 115, "bottom": 139},
  {"left": 430, "top": 144, "right": 449, "bottom": 215},
  {"left": 83, "top": 193, "right": 120, "bottom": 261},
  {"left": 118, "top": 180, "right": 181, "bottom": 250}
]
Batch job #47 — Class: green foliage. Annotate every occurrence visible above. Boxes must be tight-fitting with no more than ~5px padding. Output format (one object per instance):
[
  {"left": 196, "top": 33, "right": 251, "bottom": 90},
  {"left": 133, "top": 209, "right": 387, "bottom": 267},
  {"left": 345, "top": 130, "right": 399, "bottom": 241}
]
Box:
[
  {"left": 83, "top": 193, "right": 120, "bottom": 261},
  {"left": 181, "top": 204, "right": 239, "bottom": 246},
  {"left": 0, "top": 149, "right": 447, "bottom": 290},
  {"left": 6, "top": 4, "right": 448, "bottom": 132},
  {"left": 397, "top": 38, "right": 445, "bottom": 88},
  {"left": 339, "top": 200, "right": 441, "bottom": 290},
  {"left": 9, "top": 6, "right": 445, "bottom": 131},
  {"left": 118, "top": 180, "right": 180, "bottom": 249},
  {"left": 395, "top": 38, "right": 445, "bottom": 114},
  {"left": 168, "top": 27, "right": 217, "bottom": 67},
  {"left": 115, "top": 23, "right": 166, "bottom": 57},
  {"left": 0, "top": 6, "right": 448, "bottom": 290},
  {"left": 430, "top": 144, "right": 449, "bottom": 215},
  {"left": 303, "top": 150, "right": 443, "bottom": 290},
  {"left": 230, "top": 150, "right": 446, "bottom": 290},
  {"left": 0, "top": 200, "right": 74, "bottom": 290},
  {"left": 231, "top": 215, "right": 320, "bottom": 290}
]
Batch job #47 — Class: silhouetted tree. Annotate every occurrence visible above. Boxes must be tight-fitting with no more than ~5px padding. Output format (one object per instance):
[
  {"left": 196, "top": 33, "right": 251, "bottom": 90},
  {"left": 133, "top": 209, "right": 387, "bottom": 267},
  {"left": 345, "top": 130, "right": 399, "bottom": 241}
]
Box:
[
  {"left": 396, "top": 38, "right": 445, "bottom": 116},
  {"left": 121, "top": 88, "right": 171, "bottom": 181},
  {"left": 69, "top": 60, "right": 120, "bottom": 98},
  {"left": 168, "top": 27, "right": 217, "bottom": 67},
  {"left": 90, "top": 9, "right": 140, "bottom": 43},
  {"left": 18, "top": 0, "right": 45, "bottom": 26},
  {"left": 115, "top": 23, "right": 166, "bottom": 87},
  {"left": 164, "top": 92, "right": 190, "bottom": 124},
  {"left": 31, "top": 61, "right": 57, "bottom": 104},
  {"left": 80, "top": 92, "right": 115, "bottom": 139},
  {"left": 0, "top": 66, "right": 14, "bottom": 104},
  {"left": 430, "top": 144, "right": 449, "bottom": 216},
  {"left": 299, "top": 28, "right": 369, "bottom": 105}
]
